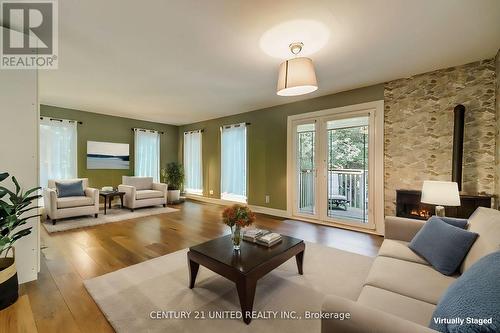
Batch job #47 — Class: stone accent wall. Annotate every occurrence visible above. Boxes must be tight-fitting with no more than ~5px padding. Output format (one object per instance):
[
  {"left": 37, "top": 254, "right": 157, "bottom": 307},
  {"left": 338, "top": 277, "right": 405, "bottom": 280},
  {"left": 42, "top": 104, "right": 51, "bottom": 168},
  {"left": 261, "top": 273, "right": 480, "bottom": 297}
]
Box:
[
  {"left": 384, "top": 59, "right": 497, "bottom": 215},
  {"left": 496, "top": 50, "right": 500, "bottom": 207}
]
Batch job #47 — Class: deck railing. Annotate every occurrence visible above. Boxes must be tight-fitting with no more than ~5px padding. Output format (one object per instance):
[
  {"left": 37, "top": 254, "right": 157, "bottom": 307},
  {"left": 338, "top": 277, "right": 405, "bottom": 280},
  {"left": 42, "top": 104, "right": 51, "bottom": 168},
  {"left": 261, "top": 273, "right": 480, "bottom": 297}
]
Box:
[{"left": 298, "top": 168, "right": 367, "bottom": 211}]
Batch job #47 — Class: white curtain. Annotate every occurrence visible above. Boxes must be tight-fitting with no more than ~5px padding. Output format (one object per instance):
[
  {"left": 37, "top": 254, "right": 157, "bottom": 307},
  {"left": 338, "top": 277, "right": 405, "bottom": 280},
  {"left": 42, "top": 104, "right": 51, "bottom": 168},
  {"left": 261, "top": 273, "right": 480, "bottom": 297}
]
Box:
[
  {"left": 184, "top": 130, "right": 202, "bottom": 194},
  {"left": 221, "top": 123, "right": 247, "bottom": 202},
  {"left": 39, "top": 117, "right": 78, "bottom": 188},
  {"left": 134, "top": 129, "right": 160, "bottom": 182}
]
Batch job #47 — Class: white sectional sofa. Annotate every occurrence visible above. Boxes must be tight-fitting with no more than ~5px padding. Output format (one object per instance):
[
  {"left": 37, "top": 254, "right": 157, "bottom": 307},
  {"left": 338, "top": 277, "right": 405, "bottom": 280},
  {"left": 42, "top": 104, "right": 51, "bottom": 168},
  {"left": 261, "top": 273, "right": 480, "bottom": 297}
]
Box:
[{"left": 321, "top": 207, "right": 500, "bottom": 333}]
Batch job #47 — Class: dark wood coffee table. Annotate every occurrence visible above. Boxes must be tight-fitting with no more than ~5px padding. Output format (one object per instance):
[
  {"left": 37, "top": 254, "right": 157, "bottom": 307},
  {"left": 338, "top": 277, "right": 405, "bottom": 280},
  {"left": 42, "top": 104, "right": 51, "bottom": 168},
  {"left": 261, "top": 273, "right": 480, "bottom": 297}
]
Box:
[
  {"left": 99, "top": 190, "right": 125, "bottom": 215},
  {"left": 187, "top": 234, "right": 305, "bottom": 324}
]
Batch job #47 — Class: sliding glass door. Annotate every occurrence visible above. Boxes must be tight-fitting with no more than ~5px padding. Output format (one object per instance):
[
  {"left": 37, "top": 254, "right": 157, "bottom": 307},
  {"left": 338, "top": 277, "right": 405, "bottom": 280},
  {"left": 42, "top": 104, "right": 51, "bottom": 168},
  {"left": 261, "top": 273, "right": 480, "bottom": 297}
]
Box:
[{"left": 291, "top": 110, "right": 375, "bottom": 228}]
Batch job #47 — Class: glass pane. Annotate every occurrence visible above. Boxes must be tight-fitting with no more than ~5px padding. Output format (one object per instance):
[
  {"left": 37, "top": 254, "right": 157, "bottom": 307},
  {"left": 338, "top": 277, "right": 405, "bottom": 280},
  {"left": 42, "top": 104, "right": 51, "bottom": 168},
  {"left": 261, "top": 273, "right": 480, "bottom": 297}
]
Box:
[
  {"left": 296, "top": 123, "right": 315, "bottom": 214},
  {"left": 327, "top": 116, "right": 369, "bottom": 223}
]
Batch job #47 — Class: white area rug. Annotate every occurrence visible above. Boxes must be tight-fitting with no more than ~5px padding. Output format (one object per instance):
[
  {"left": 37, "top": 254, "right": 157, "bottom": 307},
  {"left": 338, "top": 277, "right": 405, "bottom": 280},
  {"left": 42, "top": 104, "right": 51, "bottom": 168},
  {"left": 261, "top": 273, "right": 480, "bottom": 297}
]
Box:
[
  {"left": 42, "top": 206, "right": 178, "bottom": 233},
  {"left": 84, "top": 242, "right": 373, "bottom": 333}
]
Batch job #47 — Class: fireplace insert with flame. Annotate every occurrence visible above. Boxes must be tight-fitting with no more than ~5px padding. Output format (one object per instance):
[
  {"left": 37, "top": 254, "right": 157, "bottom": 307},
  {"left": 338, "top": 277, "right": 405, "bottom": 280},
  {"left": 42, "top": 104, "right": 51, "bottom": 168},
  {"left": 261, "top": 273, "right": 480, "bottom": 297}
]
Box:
[{"left": 396, "top": 190, "right": 491, "bottom": 220}]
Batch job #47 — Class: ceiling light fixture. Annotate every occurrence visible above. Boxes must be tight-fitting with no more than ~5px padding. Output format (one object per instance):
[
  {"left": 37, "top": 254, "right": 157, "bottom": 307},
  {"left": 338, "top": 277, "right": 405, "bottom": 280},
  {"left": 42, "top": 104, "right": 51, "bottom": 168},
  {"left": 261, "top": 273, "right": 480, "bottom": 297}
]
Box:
[{"left": 276, "top": 42, "right": 318, "bottom": 96}]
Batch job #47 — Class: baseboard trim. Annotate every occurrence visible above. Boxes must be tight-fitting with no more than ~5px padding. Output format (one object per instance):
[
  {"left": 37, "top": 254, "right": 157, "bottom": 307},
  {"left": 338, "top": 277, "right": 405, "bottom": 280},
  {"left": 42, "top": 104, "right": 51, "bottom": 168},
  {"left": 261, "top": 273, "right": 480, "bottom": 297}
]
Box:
[
  {"left": 185, "top": 195, "right": 383, "bottom": 236},
  {"left": 185, "top": 195, "right": 290, "bottom": 218},
  {"left": 247, "top": 205, "right": 290, "bottom": 218}
]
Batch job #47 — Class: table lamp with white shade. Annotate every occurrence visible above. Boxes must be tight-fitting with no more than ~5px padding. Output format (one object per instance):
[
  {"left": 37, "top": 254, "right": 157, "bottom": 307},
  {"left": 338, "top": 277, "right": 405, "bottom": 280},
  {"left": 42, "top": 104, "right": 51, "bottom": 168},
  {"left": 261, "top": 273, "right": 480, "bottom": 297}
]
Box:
[{"left": 421, "top": 181, "right": 461, "bottom": 217}]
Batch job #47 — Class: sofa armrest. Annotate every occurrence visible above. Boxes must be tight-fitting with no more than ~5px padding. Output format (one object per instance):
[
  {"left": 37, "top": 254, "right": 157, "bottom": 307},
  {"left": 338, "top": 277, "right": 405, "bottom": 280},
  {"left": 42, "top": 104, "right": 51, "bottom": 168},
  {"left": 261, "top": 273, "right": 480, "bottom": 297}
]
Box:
[
  {"left": 152, "top": 182, "right": 167, "bottom": 194},
  {"left": 384, "top": 216, "right": 426, "bottom": 242},
  {"left": 321, "top": 295, "right": 436, "bottom": 333},
  {"left": 43, "top": 188, "right": 58, "bottom": 218},
  {"left": 85, "top": 187, "right": 99, "bottom": 201},
  {"left": 118, "top": 184, "right": 136, "bottom": 197}
]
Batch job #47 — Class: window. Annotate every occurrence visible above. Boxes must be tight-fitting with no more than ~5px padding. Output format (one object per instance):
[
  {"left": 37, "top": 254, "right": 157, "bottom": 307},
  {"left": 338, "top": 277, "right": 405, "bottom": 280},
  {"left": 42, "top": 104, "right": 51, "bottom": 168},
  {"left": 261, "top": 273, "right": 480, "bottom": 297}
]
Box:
[
  {"left": 39, "top": 117, "right": 77, "bottom": 188},
  {"left": 221, "top": 123, "right": 247, "bottom": 202},
  {"left": 184, "top": 130, "right": 203, "bottom": 195},
  {"left": 134, "top": 129, "right": 160, "bottom": 182}
]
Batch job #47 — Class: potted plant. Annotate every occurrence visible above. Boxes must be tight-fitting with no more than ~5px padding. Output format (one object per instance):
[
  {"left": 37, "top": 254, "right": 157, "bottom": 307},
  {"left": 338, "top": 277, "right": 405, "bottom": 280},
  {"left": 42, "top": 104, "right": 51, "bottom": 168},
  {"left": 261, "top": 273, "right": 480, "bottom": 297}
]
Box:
[
  {"left": 0, "top": 172, "right": 41, "bottom": 310},
  {"left": 162, "top": 162, "right": 184, "bottom": 203},
  {"left": 222, "top": 204, "right": 255, "bottom": 251}
]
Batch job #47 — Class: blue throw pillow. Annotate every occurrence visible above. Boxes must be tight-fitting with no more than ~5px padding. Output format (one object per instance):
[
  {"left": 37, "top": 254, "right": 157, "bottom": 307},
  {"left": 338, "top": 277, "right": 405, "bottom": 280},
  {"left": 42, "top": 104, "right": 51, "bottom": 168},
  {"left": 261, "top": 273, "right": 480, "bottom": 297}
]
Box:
[
  {"left": 408, "top": 217, "right": 478, "bottom": 275},
  {"left": 56, "top": 180, "right": 84, "bottom": 197},
  {"left": 430, "top": 251, "right": 500, "bottom": 332},
  {"left": 435, "top": 216, "right": 468, "bottom": 229}
]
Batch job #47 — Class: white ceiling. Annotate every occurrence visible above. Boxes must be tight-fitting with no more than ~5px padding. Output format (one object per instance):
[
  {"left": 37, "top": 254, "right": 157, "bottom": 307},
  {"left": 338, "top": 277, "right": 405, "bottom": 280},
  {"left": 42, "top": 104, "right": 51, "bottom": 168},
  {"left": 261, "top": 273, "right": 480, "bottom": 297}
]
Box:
[{"left": 37, "top": 0, "right": 500, "bottom": 125}]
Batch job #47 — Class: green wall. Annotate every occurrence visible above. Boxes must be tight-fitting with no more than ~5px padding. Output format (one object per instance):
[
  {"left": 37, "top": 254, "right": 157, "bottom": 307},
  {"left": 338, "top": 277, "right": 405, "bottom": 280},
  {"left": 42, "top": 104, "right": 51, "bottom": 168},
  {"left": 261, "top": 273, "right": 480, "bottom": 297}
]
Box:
[
  {"left": 40, "top": 105, "right": 179, "bottom": 189},
  {"left": 179, "top": 84, "right": 384, "bottom": 210}
]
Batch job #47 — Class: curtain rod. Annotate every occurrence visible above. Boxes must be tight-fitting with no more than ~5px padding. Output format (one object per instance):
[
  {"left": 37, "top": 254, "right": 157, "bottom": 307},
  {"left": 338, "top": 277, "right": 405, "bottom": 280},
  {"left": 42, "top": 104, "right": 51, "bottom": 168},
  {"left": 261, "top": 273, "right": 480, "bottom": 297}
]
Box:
[
  {"left": 184, "top": 129, "right": 204, "bottom": 134},
  {"left": 132, "top": 127, "right": 165, "bottom": 134},
  {"left": 220, "top": 122, "right": 251, "bottom": 129},
  {"left": 40, "top": 116, "right": 83, "bottom": 125}
]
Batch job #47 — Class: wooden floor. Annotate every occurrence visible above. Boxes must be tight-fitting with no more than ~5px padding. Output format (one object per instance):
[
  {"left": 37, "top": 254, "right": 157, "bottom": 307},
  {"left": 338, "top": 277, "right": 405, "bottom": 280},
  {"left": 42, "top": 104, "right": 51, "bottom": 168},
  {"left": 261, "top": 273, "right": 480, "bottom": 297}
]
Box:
[{"left": 16, "top": 200, "right": 382, "bottom": 333}]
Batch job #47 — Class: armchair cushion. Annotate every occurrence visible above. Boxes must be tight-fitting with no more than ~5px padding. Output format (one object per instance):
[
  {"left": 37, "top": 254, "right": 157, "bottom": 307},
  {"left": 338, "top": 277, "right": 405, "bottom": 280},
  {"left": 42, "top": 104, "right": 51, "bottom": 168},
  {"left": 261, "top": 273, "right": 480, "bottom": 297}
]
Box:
[
  {"left": 122, "top": 176, "right": 153, "bottom": 190},
  {"left": 57, "top": 196, "right": 94, "bottom": 209},
  {"left": 136, "top": 190, "right": 164, "bottom": 200},
  {"left": 55, "top": 180, "right": 84, "bottom": 197}
]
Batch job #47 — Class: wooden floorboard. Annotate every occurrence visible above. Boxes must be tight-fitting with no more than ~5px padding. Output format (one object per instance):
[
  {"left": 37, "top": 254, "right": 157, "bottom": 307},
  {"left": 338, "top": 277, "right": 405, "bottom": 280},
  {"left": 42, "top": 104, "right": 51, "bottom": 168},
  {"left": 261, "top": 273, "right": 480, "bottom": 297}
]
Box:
[
  {"left": 0, "top": 295, "right": 38, "bottom": 333},
  {"left": 16, "top": 200, "right": 382, "bottom": 333}
]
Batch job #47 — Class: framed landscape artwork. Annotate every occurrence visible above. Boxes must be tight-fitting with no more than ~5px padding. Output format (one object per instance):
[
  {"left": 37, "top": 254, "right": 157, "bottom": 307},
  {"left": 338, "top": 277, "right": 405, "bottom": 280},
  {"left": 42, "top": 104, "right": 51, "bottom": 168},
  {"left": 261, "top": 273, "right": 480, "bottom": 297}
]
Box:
[{"left": 87, "top": 141, "right": 130, "bottom": 169}]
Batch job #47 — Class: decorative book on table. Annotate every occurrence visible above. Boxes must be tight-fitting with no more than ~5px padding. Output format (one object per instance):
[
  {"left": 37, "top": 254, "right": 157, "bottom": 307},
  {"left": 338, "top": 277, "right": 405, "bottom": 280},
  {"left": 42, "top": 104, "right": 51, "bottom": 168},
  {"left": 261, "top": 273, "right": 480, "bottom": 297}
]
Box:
[
  {"left": 243, "top": 229, "right": 282, "bottom": 247},
  {"left": 256, "top": 232, "right": 283, "bottom": 247},
  {"left": 243, "top": 229, "right": 270, "bottom": 242}
]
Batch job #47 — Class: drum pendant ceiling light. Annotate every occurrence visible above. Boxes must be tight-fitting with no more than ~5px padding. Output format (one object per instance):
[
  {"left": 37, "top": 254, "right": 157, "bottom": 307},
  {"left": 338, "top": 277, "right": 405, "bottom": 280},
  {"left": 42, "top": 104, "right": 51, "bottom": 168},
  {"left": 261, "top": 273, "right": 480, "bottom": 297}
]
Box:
[{"left": 276, "top": 42, "right": 318, "bottom": 96}]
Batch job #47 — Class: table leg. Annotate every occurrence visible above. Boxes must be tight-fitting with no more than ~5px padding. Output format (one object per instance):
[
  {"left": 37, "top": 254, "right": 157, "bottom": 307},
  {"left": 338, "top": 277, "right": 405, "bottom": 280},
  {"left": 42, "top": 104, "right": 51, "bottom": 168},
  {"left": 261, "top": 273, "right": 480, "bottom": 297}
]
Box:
[
  {"left": 295, "top": 250, "right": 304, "bottom": 275},
  {"left": 120, "top": 195, "right": 124, "bottom": 208},
  {"left": 236, "top": 278, "right": 257, "bottom": 325},
  {"left": 109, "top": 197, "right": 112, "bottom": 209},
  {"left": 188, "top": 256, "right": 199, "bottom": 289},
  {"left": 104, "top": 197, "right": 107, "bottom": 215}
]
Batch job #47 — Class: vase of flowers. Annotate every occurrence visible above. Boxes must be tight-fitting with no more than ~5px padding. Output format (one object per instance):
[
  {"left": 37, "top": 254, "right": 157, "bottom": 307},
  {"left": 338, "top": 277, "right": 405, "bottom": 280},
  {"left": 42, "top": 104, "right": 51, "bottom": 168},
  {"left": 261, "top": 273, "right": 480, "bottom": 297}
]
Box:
[{"left": 222, "top": 204, "right": 255, "bottom": 251}]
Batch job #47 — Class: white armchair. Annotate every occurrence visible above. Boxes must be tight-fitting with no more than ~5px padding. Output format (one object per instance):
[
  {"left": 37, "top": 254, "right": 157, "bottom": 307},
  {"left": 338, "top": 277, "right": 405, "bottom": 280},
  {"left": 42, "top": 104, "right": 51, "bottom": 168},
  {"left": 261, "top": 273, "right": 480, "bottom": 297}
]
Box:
[
  {"left": 43, "top": 178, "right": 99, "bottom": 225},
  {"left": 118, "top": 176, "right": 167, "bottom": 211}
]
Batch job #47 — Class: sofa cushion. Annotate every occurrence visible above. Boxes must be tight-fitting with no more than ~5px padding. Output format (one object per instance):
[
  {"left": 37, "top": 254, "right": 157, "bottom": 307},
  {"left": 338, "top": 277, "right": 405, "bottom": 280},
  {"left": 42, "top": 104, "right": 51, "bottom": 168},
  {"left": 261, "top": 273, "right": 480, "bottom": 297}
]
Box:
[
  {"left": 364, "top": 256, "right": 457, "bottom": 305},
  {"left": 122, "top": 176, "right": 153, "bottom": 190},
  {"left": 378, "top": 239, "right": 429, "bottom": 265},
  {"left": 136, "top": 190, "right": 164, "bottom": 200},
  {"left": 48, "top": 178, "right": 89, "bottom": 190},
  {"left": 436, "top": 216, "right": 468, "bottom": 229},
  {"left": 57, "top": 196, "right": 94, "bottom": 209},
  {"left": 409, "top": 216, "right": 478, "bottom": 275},
  {"left": 430, "top": 251, "right": 500, "bottom": 332},
  {"left": 461, "top": 207, "right": 500, "bottom": 273},
  {"left": 358, "top": 285, "right": 436, "bottom": 326},
  {"left": 55, "top": 180, "right": 85, "bottom": 198}
]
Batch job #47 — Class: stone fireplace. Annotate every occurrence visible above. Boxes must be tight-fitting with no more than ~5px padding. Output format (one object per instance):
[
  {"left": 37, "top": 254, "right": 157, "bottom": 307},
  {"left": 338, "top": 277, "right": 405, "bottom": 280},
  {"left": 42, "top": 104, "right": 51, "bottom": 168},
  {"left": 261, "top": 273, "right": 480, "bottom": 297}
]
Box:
[{"left": 384, "top": 59, "right": 497, "bottom": 216}]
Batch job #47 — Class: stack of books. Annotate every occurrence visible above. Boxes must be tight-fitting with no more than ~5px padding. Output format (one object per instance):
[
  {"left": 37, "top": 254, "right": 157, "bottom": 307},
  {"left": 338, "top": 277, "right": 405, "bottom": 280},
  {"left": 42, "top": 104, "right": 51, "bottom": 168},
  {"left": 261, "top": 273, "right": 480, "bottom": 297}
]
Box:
[
  {"left": 242, "top": 229, "right": 269, "bottom": 243},
  {"left": 243, "top": 229, "right": 283, "bottom": 247},
  {"left": 256, "top": 232, "right": 283, "bottom": 247}
]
